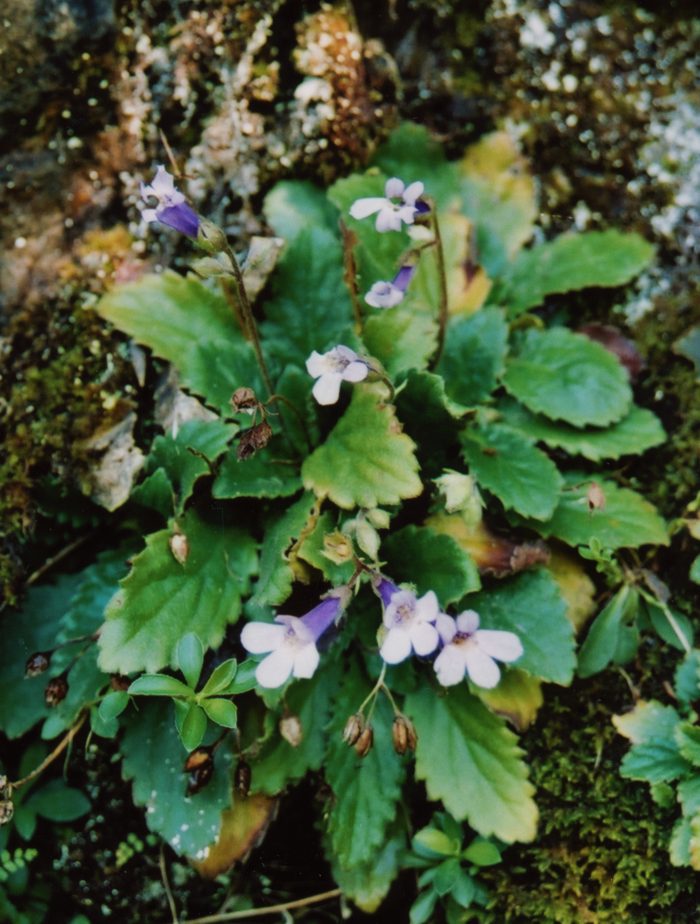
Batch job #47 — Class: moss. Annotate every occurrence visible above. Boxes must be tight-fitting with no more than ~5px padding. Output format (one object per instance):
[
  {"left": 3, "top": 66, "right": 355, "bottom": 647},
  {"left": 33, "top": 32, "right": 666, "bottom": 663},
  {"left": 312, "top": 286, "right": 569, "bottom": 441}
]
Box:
[{"left": 480, "top": 658, "right": 700, "bottom": 923}]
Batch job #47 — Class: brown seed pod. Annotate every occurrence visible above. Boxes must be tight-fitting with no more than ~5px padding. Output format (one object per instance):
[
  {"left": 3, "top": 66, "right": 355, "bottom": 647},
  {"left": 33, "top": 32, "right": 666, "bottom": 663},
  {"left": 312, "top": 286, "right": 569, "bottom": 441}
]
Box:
[
  {"left": 392, "top": 714, "right": 418, "bottom": 755},
  {"left": 237, "top": 420, "right": 273, "bottom": 460},
  {"left": 235, "top": 761, "right": 252, "bottom": 797},
  {"left": 25, "top": 651, "right": 51, "bottom": 678},
  {"left": 354, "top": 725, "right": 374, "bottom": 758},
  {"left": 44, "top": 674, "right": 69, "bottom": 707},
  {"left": 184, "top": 746, "right": 215, "bottom": 796},
  {"left": 342, "top": 712, "right": 365, "bottom": 747},
  {"left": 231, "top": 386, "right": 259, "bottom": 415}
]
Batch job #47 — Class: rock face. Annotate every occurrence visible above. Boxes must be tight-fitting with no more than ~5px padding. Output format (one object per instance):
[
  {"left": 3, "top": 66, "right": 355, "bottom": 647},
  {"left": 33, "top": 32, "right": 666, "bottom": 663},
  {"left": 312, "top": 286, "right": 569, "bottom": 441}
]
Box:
[{"left": 0, "top": 0, "right": 116, "bottom": 144}]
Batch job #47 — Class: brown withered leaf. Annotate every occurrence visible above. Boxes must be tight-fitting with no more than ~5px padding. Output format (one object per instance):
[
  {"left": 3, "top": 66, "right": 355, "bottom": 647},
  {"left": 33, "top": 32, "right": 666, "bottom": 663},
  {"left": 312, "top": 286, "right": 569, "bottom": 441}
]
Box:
[
  {"left": 579, "top": 323, "right": 644, "bottom": 382},
  {"left": 79, "top": 412, "right": 144, "bottom": 511},
  {"left": 191, "top": 793, "right": 277, "bottom": 878}
]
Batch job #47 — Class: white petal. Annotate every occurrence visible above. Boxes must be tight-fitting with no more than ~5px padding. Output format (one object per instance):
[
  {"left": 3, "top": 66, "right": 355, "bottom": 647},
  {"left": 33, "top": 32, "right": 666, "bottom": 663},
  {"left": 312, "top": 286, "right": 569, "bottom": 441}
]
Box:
[
  {"left": 385, "top": 177, "right": 405, "bottom": 198},
  {"left": 463, "top": 647, "right": 501, "bottom": 689},
  {"left": 152, "top": 165, "right": 176, "bottom": 196},
  {"left": 312, "top": 373, "right": 342, "bottom": 405},
  {"left": 292, "top": 643, "right": 320, "bottom": 679},
  {"left": 397, "top": 205, "right": 417, "bottom": 225},
  {"left": 342, "top": 361, "right": 369, "bottom": 383},
  {"left": 402, "top": 181, "right": 424, "bottom": 204},
  {"left": 335, "top": 345, "right": 360, "bottom": 363},
  {"left": 349, "top": 197, "right": 387, "bottom": 219},
  {"left": 414, "top": 590, "right": 439, "bottom": 623},
  {"left": 306, "top": 350, "right": 329, "bottom": 377},
  {"left": 456, "top": 610, "right": 480, "bottom": 634},
  {"left": 141, "top": 208, "right": 159, "bottom": 223},
  {"left": 380, "top": 627, "right": 412, "bottom": 664},
  {"left": 375, "top": 207, "right": 402, "bottom": 233},
  {"left": 410, "top": 621, "right": 439, "bottom": 657},
  {"left": 255, "top": 647, "right": 295, "bottom": 688},
  {"left": 241, "top": 621, "right": 286, "bottom": 654},
  {"left": 436, "top": 612, "right": 457, "bottom": 643},
  {"left": 476, "top": 630, "right": 524, "bottom": 663},
  {"left": 434, "top": 646, "right": 465, "bottom": 687},
  {"left": 383, "top": 590, "right": 415, "bottom": 628},
  {"left": 276, "top": 614, "right": 315, "bottom": 645},
  {"left": 364, "top": 282, "right": 392, "bottom": 308}
]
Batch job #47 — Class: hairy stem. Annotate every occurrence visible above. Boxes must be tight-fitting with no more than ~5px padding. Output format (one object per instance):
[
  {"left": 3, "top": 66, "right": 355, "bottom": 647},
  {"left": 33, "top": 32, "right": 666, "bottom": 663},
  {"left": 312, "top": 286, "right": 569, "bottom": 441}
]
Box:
[
  {"left": 10, "top": 714, "right": 87, "bottom": 790},
  {"left": 430, "top": 207, "right": 449, "bottom": 368}
]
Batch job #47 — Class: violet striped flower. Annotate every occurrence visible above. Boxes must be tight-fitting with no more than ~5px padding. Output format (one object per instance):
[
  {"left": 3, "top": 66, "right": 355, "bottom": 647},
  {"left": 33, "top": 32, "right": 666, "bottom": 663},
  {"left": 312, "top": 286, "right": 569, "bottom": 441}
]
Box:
[
  {"left": 364, "top": 264, "right": 416, "bottom": 309},
  {"left": 374, "top": 576, "right": 440, "bottom": 665},
  {"left": 140, "top": 166, "right": 200, "bottom": 238}
]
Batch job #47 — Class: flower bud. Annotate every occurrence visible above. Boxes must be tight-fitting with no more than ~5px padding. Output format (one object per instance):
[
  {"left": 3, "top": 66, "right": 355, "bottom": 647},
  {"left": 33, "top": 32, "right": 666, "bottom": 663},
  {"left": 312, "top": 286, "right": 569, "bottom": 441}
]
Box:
[
  {"left": 587, "top": 482, "right": 606, "bottom": 512},
  {"left": 25, "top": 651, "right": 51, "bottom": 678},
  {"left": 279, "top": 714, "right": 303, "bottom": 748},
  {"left": 196, "top": 218, "right": 228, "bottom": 253},
  {"left": 354, "top": 725, "right": 374, "bottom": 758},
  {"left": 184, "top": 746, "right": 214, "bottom": 795},
  {"left": 44, "top": 674, "right": 69, "bottom": 707},
  {"left": 231, "top": 387, "right": 259, "bottom": 415},
  {"left": 169, "top": 532, "right": 189, "bottom": 565},
  {"left": 392, "top": 714, "right": 417, "bottom": 755},
  {"left": 342, "top": 712, "right": 365, "bottom": 747},
  {"left": 236, "top": 760, "right": 252, "bottom": 797},
  {"left": 237, "top": 421, "right": 273, "bottom": 460},
  {"left": 322, "top": 530, "right": 354, "bottom": 565}
]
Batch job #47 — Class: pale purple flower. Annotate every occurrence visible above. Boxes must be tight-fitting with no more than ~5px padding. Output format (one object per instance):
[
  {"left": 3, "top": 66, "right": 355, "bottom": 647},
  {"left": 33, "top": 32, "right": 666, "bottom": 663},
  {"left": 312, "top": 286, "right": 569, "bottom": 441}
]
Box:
[
  {"left": 349, "top": 177, "right": 425, "bottom": 233},
  {"left": 305, "top": 345, "right": 370, "bottom": 405},
  {"left": 365, "top": 265, "right": 416, "bottom": 309},
  {"left": 434, "top": 609, "right": 523, "bottom": 689},
  {"left": 140, "top": 165, "right": 200, "bottom": 238},
  {"left": 241, "top": 592, "right": 345, "bottom": 689},
  {"left": 374, "top": 577, "right": 440, "bottom": 664}
]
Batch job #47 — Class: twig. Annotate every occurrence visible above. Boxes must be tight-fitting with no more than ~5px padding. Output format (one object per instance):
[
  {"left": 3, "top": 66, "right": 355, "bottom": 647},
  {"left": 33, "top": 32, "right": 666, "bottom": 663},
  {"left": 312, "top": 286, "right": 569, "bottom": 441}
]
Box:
[
  {"left": 429, "top": 207, "right": 449, "bottom": 368},
  {"left": 159, "top": 844, "right": 179, "bottom": 924},
  {"left": 9, "top": 714, "right": 87, "bottom": 790},
  {"left": 25, "top": 532, "right": 97, "bottom": 589},
  {"left": 179, "top": 889, "right": 342, "bottom": 924}
]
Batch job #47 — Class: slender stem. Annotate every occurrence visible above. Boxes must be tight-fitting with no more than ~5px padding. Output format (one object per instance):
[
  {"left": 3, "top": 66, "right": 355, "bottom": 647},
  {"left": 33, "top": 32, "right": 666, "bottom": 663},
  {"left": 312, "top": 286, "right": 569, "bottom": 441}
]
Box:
[
  {"left": 25, "top": 532, "right": 97, "bottom": 589},
  {"left": 358, "top": 663, "right": 387, "bottom": 715},
  {"left": 179, "top": 889, "right": 342, "bottom": 924},
  {"left": 380, "top": 682, "right": 401, "bottom": 717},
  {"left": 219, "top": 277, "right": 247, "bottom": 338},
  {"left": 429, "top": 208, "right": 449, "bottom": 368},
  {"left": 265, "top": 393, "right": 311, "bottom": 451},
  {"left": 223, "top": 244, "right": 274, "bottom": 399},
  {"left": 339, "top": 219, "right": 363, "bottom": 335},
  {"left": 159, "top": 844, "right": 179, "bottom": 924},
  {"left": 10, "top": 714, "right": 87, "bottom": 790}
]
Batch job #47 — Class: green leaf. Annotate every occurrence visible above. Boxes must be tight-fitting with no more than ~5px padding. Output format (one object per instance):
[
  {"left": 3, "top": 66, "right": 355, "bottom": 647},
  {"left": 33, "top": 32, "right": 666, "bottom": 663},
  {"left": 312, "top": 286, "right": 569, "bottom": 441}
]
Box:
[
  {"left": 263, "top": 180, "right": 338, "bottom": 241},
  {"left": 120, "top": 700, "right": 233, "bottom": 857},
  {"left": 503, "top": 328, "right": 632, "bottom": 428},
  {"left": 251, "top": 660, "right": 341, "bottom": 794},
  {"left": 212, "top": 438, "right": 302, "bottom": 500},
  {"left": 25, "top": 780, "right": 90, "bottom": 822},
  {"left": 643, "top": 600, "right": 695, "bottom": 652},
  {"left": 433, "top": 857, "right": 461, "bottom": 896},
  {"left": 675, "top": 651, "right": 700, "bottom": 706},
  {"left": 177, "top": 634, "right": 204, "bottom": 690},
  {"left": 363, "top": 307, "right": 438, "bottom": 378},
  {"left": 329, "top": 820, "right": 405, "bottom": 914},
  {"left": 180, "top": 703, "right": 208, "bottom": 751},
  {"left": 460, "top": 421, "right": 563, "bottom": 520},
  {"left": 98, "top": 690, "right": 129, "bottom": 722},
  {"left": 676, "top": 724, "right": 700, "bottom": 768},
  {"left": 410, "top": 887, "right": 440, "bottom": 924},
  {"left": 295, "top": 510, "right": 355, "bottom": 585},
  {"left": 201, "top": 698, "right": 238, "bottom": 728},
  {"left": 253, "top": 492, "right": 317, "bottom": 607},
  {"left": 382, "top": 525, "right": 480, "bottom": 606},
  {"left": 199, "top": 659, "right": 238, "bottom": 698},
  {"left": 500, "top": 230, "right": 654, "bottom": 316},
  {"left": 462, "top": 839, "right": 501, "bottom": 867},
  {"left": 670, "top": 817, "right": 693, "bottom": 868},
  {"left": 325, "top": 664, "right": 405, "bottom": 867},
  {"left": 691, "top": 556, "right": 700, "bottom": 585},
  {"left": 406, "top": 686, "right": 537, "bottom": 842},
  {"left": 128, "top": 674, "right": 193, "bottom": 697},
  {"left": 413, "top": 827, "right": 460, "bottom": 859},
  {"left": 577, "top": 586, "right": 640, "bottom": 678},
  {"left": 436, "top": 308, "right": 509, "bottom": 407},
  {"left": 522, "top": 472, "right": 669, "bottom": 550},
  {"left": 374, "top": 122, "right": 459, "bottom": 210},
  {"left": 395, "top": 371, "right": 466, "bottom": 477},
  {"left": 98, "top": 510, "right": 257, "bottom": 674},
  {"left": 131, "top": 467, "right": 173, "bottom": 517},
  {"left": 302, "top": 385, "right": 422, "bottom": 510},
  {"left": 497, "top": 399, "right": 666, "bottom": 461},
  {"left": 470, "top": 570, "right": 575, "bottom": 685},
  {"left": 261, "top": 226, "right": 353, "bottom": 368},
  {"left": 95, "top": 271, "right": 261, "bottom": 412},
  {"left": 614, "top": 701, "right": 689, "bottom": 784}
]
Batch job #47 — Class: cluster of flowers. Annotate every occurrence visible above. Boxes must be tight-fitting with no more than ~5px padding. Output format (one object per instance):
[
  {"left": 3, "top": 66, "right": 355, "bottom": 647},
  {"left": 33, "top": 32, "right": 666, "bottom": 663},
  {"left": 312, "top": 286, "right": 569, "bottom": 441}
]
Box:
[{"left": 240, "top": 576, "right": 523, "bottom": 691}]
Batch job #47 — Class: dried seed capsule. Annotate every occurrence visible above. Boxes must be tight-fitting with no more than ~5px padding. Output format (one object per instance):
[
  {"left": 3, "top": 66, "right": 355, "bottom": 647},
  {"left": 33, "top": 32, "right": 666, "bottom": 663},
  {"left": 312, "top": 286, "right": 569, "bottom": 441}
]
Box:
[
  {"left": 279, "top": 714, "right": 303, "bottom": 748},
  {"left": 236, "top": 761, "right": 252, "bottom": 797},
  {"left": 354, "top": 725, "right": 374, "bottom": 758},
  {"left": 110, "top": 674, "right": 131, "bottom": 692},
  {"left": 392, "top": 714, "right": 417, "bottom": 755},
  {"left": 25, "top": 651, "right": 51, "bottom": 678},
  {"left": 342, "top": 713, "right": 365, "bottom": 747},
  {"left": 231, "top": 387, "right": 259, "bottom": 415},
  {"left": 237, "top": 420, "right": 273, "bottom": 460},
  {"left": 184, "top": 746, "right": 215, "bottom": 795},
  {"left": 44, "top": 674, "right": 69, "bottom": 707}
]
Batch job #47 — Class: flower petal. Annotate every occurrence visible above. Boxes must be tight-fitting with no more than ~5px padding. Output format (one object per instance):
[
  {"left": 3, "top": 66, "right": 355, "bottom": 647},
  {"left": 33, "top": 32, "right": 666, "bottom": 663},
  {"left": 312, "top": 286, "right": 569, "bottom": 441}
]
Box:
[
  {"left": 434, "top": 645, "right": 466, "bottom": 687},
  {"left": 402, "top": 181, "right": 424, "bottom": 205},
  {"left": 380, "top": 627, "right": 413, "bottom": 664},
  {"left": 255, "top": 646, "right": 295, "bottom": 688},
  {"left": 241, "top": 621, "right": 286, "bottom": 654},
  {"left": 349, "top": 197, "right": 387, "bottom": 219},
  {"left": 312, "top": 373, "right": 343, "bottom": 405},
  {"left": 397, "top": 205, "right": 417, "bottom": 226},
  {"left": 375, "top": 207, "right": 402, "bottom": 233},
  {"left": 292, "top": 643, "right": 320, "bottom": 679},
  {"left": 305, "top": 350, "right": 328, "bottom": 377},
  {"left": 141, "top": 208, "right": 159, "bottom": 224},
  {"left": 342, "top": 361, "right": 369, "bottom": 383},
  {"left": 410, "top": 621, "right": 439, "bottom": 657},
  {"left": 436, "top": 612, "right": 457, "bottom": 644},
  {"left": 475, "top": 630, "right": 524, "bottom": 663},
  {"left": 456, "top": 610, "right": 480, "bottom": 634},
  {"left": 414, "top": 590, "right": 439, "bottom": 624},
  {"left": 385, "top": 177, "right": 405, "bottom": 198},
  {"left": 463, "top": 647, "right": 501, "bottom": 688}
]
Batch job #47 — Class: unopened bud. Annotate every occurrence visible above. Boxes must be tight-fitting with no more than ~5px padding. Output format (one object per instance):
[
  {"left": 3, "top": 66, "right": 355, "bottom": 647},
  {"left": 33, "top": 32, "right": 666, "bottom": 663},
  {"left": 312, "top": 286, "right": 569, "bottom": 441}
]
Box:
[
  {"left": 392, "top": 714, "right": 417, "bottom": 755},
  {"left": 342, "top": 712, "right": 365, "bottom": 747},
  {"left": 354, "top": 725, "right": 374, "bottom": 758},
  {"left": 587, "top": 482, "right": 606, "bottom": 512},
  {"left": 25, "top": 651, "right": 51, "bottom": 678},
  {"left": 231, "top": 387, "right": 259, "bottom": 415},
  {"left": 237, "top": 420, "right": 273, "bottom": 460},
  {"left": 169, "top": 532, "right": 189, "bottom": 565},
  {"left": 279, "top": 714, "right": 303, "bottom": 747},
  {"left": 184, "top": 746, "right": 214, "bottom": 795},
  {"left": 44, "top": 674, "right": 69, "bottom": 707},
  {"left": 110, "top": 674, "right": 131, "bottom": 692},
  {"left": 196, "top": 218, "right": 228, "bottom": 253},
  {"left": 236, "top": 760, "right": 252, "bottom": 797},
  {"left": 323, "top": 530, "right": 354, "bottom": 565}
]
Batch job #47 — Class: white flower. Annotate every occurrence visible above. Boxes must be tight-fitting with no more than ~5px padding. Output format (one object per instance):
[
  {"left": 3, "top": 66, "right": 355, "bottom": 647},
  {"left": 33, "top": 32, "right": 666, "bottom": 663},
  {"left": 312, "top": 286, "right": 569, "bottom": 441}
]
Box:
[
  {"left": 434, "top": 610, "right": 523, "bottom": 689},
  {"left": 305, "top": 345, "right": 370, "bottom": 405},
  {"left": 140, "top": 165, "right": 200, "bottom": 237},
  {"left": 349, "top": 177, "right": 425, "bottom": 233},
  {"left": 365, "top": 280, "right": 405, "bottom": 309},
  {"left": 379, "top": 586, "right": 440, "bottom": 664},
  {"left": 241, "top": 616, "right": 320, "bottom": 689}
]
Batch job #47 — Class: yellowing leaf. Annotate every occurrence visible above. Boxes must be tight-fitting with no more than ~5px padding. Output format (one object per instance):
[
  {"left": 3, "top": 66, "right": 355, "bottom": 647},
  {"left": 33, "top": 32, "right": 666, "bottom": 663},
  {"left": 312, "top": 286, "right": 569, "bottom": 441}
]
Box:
[
  {"left": 192, "top": 793, "right": 277, "bottom": 878},
  {"left": 478, "top": 669, "right": 544, "bottom": 731},
  {"left": 547, "top": 549, "right": 597, "bottom": 632}
]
